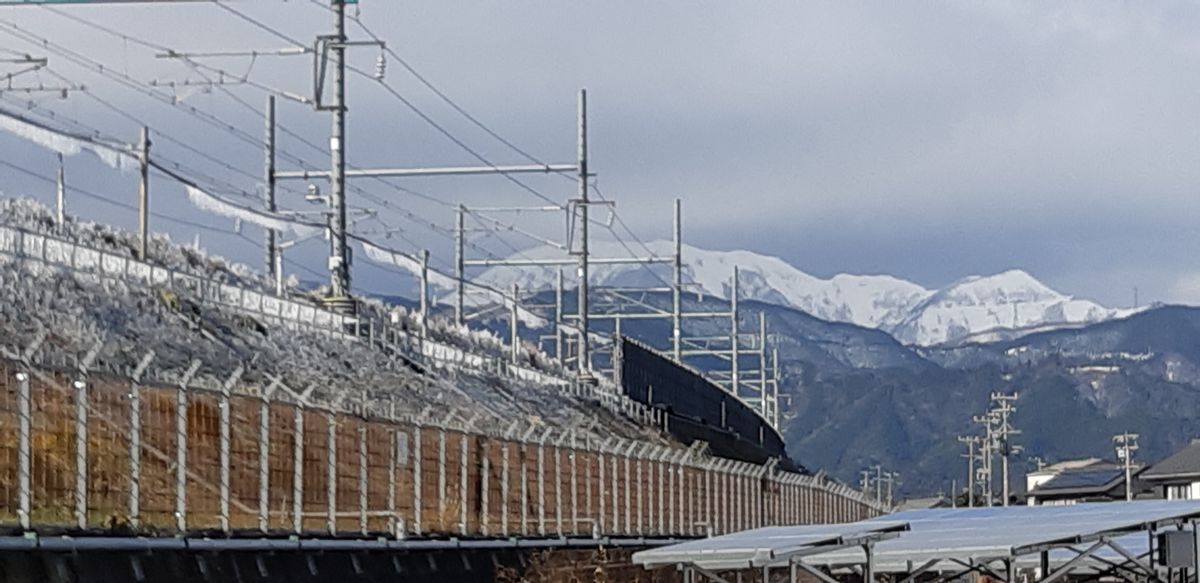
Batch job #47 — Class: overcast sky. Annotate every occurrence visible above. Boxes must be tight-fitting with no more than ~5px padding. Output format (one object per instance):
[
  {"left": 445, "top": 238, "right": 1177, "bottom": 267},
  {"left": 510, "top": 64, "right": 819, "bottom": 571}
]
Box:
[{"left": 2, "top": 1, "right": 1200, "bottom": 307}]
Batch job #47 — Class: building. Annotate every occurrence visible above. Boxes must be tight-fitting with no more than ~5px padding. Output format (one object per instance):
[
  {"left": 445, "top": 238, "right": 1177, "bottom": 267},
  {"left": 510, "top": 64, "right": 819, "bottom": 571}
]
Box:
[
  {"left": 1025, "top": 459, "right": 1144, "bottom": 506},
  {"left": 1142, "top": 439, "right": 1200, "bottom": 500},
  {"left": 1025, "top": 458, "right": 1106, "bottom": 496}
]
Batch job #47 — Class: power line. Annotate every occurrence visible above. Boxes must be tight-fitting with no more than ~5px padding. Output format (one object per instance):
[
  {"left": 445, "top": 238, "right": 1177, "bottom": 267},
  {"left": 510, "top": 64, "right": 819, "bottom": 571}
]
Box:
[{"left": 207, "top": 1, "right": 308, "bottom": 48}]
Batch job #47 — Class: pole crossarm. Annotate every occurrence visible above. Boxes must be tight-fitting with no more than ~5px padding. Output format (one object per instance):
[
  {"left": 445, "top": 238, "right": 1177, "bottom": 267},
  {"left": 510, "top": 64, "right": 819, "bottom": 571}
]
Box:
[{"left": 276, "top": 163, "right": 577, "bottom": 180}]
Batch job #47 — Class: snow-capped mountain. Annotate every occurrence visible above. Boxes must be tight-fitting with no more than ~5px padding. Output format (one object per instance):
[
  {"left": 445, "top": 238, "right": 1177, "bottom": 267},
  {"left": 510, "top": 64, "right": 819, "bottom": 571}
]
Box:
[
  {"left": 476, "top": 241, "right": 1128, "bottom": 346},
  {"left": 885, "top": 270, "right": 1127, "bottom": 345}
]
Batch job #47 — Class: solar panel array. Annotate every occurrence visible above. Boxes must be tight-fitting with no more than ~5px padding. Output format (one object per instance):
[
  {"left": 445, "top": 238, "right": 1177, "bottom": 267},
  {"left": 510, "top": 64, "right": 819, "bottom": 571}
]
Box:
[
  {"left": 1037, "top": 469, "right": 1123, "bottom": 492},
  {"left": 631, "top": 522, "right": 908, "bottom": 570},
  {"left": 635, "top": 500, "right": 1200, "bottom": 573},
  {"left": 805, "top": 500, "right": 1200, "bottom": 570}
]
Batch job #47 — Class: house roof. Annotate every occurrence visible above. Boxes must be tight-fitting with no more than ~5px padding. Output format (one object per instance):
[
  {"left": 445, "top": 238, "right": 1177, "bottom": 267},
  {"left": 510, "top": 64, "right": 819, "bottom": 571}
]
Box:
[
  {"left": 1027, "top": 458, "right": 1107, "bottom": 478},
  {"left": 1031, "top": 467, "right": 1126, "bottom": 497},
  {"left": 1144, "top": 439, "right": 1200, "bottom": 481},
  {"left": 895, "top": 496, "right": 950, "bottom": 511}
]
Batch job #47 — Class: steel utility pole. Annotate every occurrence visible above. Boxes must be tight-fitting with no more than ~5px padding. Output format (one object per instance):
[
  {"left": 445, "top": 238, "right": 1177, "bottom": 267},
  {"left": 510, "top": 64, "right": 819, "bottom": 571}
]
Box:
[
  {"left": 990, "top": 392, "right": 1021, "bottom": 507},
  {"left": 136, "top": 126, "right": 150, "bottom": 260},
  {"left": 455, "top": 203, "right": 466, "bottom": 325},
  {"left": 758, "top": 312, "right": 768, "bottom": 417},
  {"left": 264, "top": 95, "right": 277, "bottom": 282},
  {"left": 958, "top": 435, "right": 979, "bottom": 507},
  {"left": 730, "top": 266, "right": 740, "bottom": 397},
  {"left": 972, "top": 412, "right": 996, "bottom": 506},
  {"left": 672, "top": 197, "right": 683, "bottom": 362},
  {"left": 1113, "top": 432, "right": 1140, "bottom": 501},
  {"left": 575, "top": 88, "right": 592, "bottom": 379},
  {"left": 325, "top": 0, "right": 351, "bottom": 309},
  {"left": 54, "top": 153, "right": 65, "bottom": 224}
]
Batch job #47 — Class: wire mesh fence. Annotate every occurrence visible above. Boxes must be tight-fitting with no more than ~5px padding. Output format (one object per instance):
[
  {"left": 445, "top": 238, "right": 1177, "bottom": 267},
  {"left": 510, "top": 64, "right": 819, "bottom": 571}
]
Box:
[{"left": 0, "top": 353, "right": 885, "bottom": 540}]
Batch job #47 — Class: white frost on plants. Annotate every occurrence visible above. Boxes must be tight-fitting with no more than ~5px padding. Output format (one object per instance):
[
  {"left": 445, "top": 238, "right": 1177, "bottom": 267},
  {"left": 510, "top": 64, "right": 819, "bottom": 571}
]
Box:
[
  {"left": 0, "top": 112, "right": 133, "bottom": 172},
  {"left": 186, "top": 186, "right": 321, "bottom": 237}
]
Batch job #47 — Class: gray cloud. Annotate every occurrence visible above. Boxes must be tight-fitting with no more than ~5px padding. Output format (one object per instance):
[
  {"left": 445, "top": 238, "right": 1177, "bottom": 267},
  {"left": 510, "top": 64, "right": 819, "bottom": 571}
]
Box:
[{"left": 1, "top": 1, "right": 1199, "bottom": 306}]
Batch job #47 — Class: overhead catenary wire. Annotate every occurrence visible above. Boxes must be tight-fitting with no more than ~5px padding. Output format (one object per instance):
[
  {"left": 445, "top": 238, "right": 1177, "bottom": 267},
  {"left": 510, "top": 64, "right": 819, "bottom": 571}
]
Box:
[
  {"left": 18, "top": 6, "right": 672, "bottom": 312},
  {"left": 33, "top": 6, "right": 595, "bottom": 277}
]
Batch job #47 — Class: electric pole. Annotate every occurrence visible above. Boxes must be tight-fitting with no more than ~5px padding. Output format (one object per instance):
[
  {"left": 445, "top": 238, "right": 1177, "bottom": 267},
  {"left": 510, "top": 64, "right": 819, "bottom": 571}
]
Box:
[
  {"left": 972, "top": 411, "right": 997, "bottom": 506},
  {"left": 958, "top": 435, "right": 980, "bottom": 507},
  {"left": 136, "top": 126, "right": 150, "bottom": 260},
  {"left": 1113, "top": 432, "right": 1140, "bottom": 501},
  {"left": 990, "top": 392, "right": 1021, "bottom": 507},
  {"left": 55, "top": 153, "right": 65, "bottom": 224},
  {"left": 264, "top": 95, "right": 277, "bottom": 283},
  {"left": 575, "top": 88, "right": 592, "bottom": 380},
  {"left": 874, "top": 464, "right": 883, "bottom": 506},
  {"left": 325, "top": 0, "right": 351, "bottom": 309}
]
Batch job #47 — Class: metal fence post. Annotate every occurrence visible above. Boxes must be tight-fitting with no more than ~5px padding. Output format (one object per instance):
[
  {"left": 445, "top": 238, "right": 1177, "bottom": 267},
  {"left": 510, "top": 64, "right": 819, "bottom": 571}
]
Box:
[
  {"left": 292, "top": 405, "right": 304, "bottom": 534},
  {"left": 437, "top": 425, "right": 447, "bottom": 532},
  {"left": 623, "top": 442, "right": 636, "bottom": 535},
  {"left": 326, "top": 410, "right": 337, "bottom": 536},
  {"left": 554, "top": 432, "right": 566, "bottom": 536},
  {"left": 597, "top": 441, "right": 606, "bottom": 534},
  {"left": 635, "top": 445, "right": 644, "bottom": 535},
  {"left": 571, "top": 433, "right": 580, "bottom": 535},
  {"left": 480, "top": 436, "right": 490, "bottom": 536},
  {"left": 537, "top": 429, "right": 550, "bottom": 536},
  {"left": 129, "top": 352, "right": 154, "bottom": 531},
  {"left": 500, "top": 440, "right": 510, "bottom": 535},
  {"left": 72, "top": 378, "right": 88, "bottom": 530},
  {"left": 459, "top": 430, "right": 470, "bottom": 536},
  {"left": 176, "top": 360, "right": 201, "bottom": 533},
  {"left": 16, "top": 370, "right": 30, "bottom": 531},
  {"left": 358, "top": 419, "right": 369, "bottom": 536},
  {"left": 218, "top": 365, "right": 244, "bottom": 534},
  {"left": 657, "top": 448, "right": 668, "bottom": 535},
  {"left": 413, "top": 424, "right": 423, "bottom": 536},
  {"left": 611, "top": 443, "right": 620, "bottom": 533},
  {"left": 258, "top": 378, "right": 280, "bottom": 533},
  {"left": 387, "top": 411, "right": 399, "bottom": 538}
]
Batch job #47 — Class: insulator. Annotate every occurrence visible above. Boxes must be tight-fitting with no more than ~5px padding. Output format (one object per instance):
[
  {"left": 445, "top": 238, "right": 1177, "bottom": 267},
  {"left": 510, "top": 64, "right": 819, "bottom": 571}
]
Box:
[{"left": 375, "top": 51, "right": 386, "bottom": 81}]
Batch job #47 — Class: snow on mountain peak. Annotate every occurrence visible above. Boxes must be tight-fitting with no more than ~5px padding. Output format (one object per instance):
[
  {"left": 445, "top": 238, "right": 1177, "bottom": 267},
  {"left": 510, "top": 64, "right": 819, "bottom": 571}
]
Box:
[{"left": 475, "top": 242, "right": 1121, "bottom": 346}]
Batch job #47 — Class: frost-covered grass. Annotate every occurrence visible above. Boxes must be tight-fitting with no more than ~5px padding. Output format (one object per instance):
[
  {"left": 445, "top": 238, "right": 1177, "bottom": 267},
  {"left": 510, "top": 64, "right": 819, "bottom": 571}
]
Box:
[{"left": 0, "top": 197, "right": 663, "bottom": 442}]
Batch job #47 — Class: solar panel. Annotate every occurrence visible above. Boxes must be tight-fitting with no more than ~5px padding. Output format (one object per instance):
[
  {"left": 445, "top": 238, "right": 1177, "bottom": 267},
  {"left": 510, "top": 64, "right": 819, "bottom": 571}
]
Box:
[
  {"left": 1037, "top": 469, "right": 1123, "bottom": 491},
  {"left": 804, "top": 500, "right": 1200, "bottom": 571},
  {"left": 631, "top": 521, "right": 908, "bottom": 570}
]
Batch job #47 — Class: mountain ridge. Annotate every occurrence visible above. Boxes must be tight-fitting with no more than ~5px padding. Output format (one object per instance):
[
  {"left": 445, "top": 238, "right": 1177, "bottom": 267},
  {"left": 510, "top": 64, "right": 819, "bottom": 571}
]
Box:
[{"left": 477, "top": 241, "right": 1129, "bottom": 346}]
